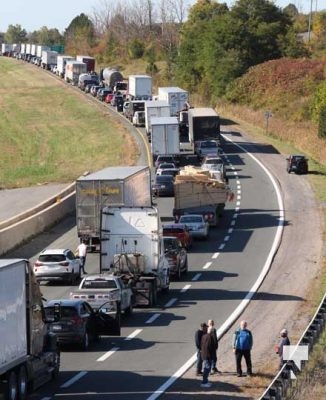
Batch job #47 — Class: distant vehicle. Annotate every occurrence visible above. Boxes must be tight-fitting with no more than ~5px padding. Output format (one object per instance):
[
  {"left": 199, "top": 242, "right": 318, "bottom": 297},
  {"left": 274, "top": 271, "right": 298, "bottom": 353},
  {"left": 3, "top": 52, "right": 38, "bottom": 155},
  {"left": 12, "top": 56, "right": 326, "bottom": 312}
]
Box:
[
  {"left": 286, "top": 154, "right": 308, "bottom": 174},
  {"left": 132, "top": 110, "right": 145, "bottom": 127},
  {"left": 90, "top": 85, "right": 102, "bottom": 97},
  {"left": 33, "top": 248, "right": 81, "bottom": 284},
  {"left": 152, "top": 175, "right": 175, "bottom": 197},
  {"left": 178, "top": 214, "right": 209, "bottom": 240},
  {"left": 163, "top": 236, "right": 188, "bottom": 280},
  {"left": 156, "top": 162, "right": 177, "bottom": 175},
  {"left": 97, "top": 88, "right": 113, "bottom": 101},
  {"left": 157, "top": 168, "right": 180, "bottom": 177},
  {"left": 154, "top": 154, "right": 179, "bottom": 169},
  {"left": 163, "top": 223, "right": 193, "bottom": 249},
  {"left": 195, "top": 140, "right": 220, "bottom": 160},
  {"left": 104, "top": 90, "right": 115, "bottom": 103},
  {"left": 201, "top": 155, "right": 226, "bottom": 181},
  {"left": 44, "top": 299, "right": 120, "bottom": 350}
]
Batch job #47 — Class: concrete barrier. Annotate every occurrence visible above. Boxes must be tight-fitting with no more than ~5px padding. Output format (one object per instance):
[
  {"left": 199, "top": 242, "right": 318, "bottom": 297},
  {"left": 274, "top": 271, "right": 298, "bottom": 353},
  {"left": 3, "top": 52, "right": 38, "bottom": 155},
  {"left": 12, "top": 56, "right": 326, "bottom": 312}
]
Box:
[{"left": 0, "top": 184, "right": 76, "bottom": 255}]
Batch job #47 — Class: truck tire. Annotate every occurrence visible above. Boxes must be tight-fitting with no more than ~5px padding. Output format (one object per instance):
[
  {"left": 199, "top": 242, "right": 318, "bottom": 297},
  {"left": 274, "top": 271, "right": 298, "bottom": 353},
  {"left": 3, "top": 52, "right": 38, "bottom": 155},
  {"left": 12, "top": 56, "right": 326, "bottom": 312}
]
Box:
[
  {"left": 124, "top": 303, "right": 133, "bottom": 315},
  {"left": 176, "top": 264, "right": 182, "bottom": 281},
  {"left": 18, "top": 366, "right": 27, "bottom": 400},
  {"left": 7, "top": 371, "right": 18, "bottom": 400}
]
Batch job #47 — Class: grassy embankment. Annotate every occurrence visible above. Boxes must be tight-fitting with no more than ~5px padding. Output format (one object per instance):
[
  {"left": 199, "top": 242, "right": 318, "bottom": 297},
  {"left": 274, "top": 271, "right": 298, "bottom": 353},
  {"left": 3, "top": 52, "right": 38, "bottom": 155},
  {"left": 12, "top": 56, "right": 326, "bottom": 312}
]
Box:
[{"left": 0, "top": 57, "right": 138, "bottom": 188}]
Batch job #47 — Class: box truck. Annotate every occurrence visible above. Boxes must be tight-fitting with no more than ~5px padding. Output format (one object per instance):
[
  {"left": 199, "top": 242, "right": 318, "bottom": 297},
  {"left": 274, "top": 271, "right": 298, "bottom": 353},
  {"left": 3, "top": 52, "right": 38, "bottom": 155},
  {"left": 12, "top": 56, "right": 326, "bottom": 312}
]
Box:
[
  {"left": 158, "top": 87, "right": 189, "bottom": 116},
  {"left": 128, "top": 75, "right": 152, "bottom": 100},
  {"left": 65, "top": 61, "right": 87, "bottom": 85},
  {"left": 76, "top": 55, "right": 95, "bottom": 72},
  {"left": 151, "top": 117, "right": 180, "bottom": 158},
  {"left": 41, "top": 50, "right": 58, "bottom": 70},
  {"left": 0, "top": 259, "right": 60, "bottom": 400},
  {"left": 56, "top": 55, "right": 75, "bottom": 78},
  {"left": 144, "top": 100, "right": 171, "bottom": 137},
  {"left": 76, "top": 166, "right": 152, "bottom": 252}
]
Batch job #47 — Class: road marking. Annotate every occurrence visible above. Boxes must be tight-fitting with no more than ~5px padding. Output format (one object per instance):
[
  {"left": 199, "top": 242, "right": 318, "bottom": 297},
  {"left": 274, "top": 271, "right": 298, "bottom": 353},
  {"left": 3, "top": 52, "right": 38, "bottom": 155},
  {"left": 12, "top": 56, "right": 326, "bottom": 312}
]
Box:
[
  {"left": 97, "top": 347, "right": 119, "bottom": 362},
  {"left": 231, "top": 220, "right": 236, "bottom": 226},
  {"left": 233, "top": 171, "right": 237, "bottom": 175},
  {"left": 125, "top": 329, "right": 142, "bottom": 340},
  {"left": 41, "top": 397, "right": 52, "bottom": 400},
  {"left": 218, "top": 243, "right": 225, "bottom": 250},
  {"left": 180, "top": 284, "right": 191, "bottom": 293},
  {"left": 192, "top": 273, "right": 201, "bottom": 281},
  {"left": 235, "top": 206, "right": 240, "bottom": 212},
  {"left": 224, "top": 235, "right": 230, "bottom": 241},
  {"left": 228, "top": 228, "right": 233, "bottom": 234},
  {"left": 146, "top": 313, "right": 161, "bottom": 324},
  {"left": 231, "top": 165, "right": 235, "bottom": 170},
  {"left": 233, "top": 213, "right": 238, "bottom": 219},
  {"left": 212, "top": 252, "right": 219, "bottom": 259},
  {"left": 236, "top": 201, "right": 241, "bottom": 206},
  {"left": 61, "top": 371, "right": 88, "bottom": 388},
  {"left": 164, "top": 298, "right": 178, "bottom": 308},
  {"left": 202, "top": 261, "right": 212, "bottom": 269}
]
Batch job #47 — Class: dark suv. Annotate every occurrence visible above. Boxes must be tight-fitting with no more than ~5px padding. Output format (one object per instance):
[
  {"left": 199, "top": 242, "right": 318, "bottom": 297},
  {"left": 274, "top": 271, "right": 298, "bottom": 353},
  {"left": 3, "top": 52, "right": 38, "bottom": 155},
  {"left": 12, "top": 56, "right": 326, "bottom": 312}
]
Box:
[{"left": 286, "top": 155, "right": 308, "bottom": 174}]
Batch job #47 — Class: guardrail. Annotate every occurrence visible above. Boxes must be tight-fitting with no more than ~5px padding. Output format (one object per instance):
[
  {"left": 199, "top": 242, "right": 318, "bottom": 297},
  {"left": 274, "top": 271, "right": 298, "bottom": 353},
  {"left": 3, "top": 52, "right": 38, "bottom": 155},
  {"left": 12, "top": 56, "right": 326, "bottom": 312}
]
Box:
[
  {"left": 260, "top": 292, "right": 326, "bottom": 400},
  {"left": 0, "top": 183, "right": 76, "bottom": 255}
]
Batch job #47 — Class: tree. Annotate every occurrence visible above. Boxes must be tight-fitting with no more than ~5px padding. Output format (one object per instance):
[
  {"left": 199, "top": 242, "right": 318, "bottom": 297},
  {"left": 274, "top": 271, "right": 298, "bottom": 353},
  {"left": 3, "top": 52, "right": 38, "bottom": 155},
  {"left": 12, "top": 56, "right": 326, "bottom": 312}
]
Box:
[
  {"left": 64, "top": 14, "right": 96, "bottom": 55},
  {"left": 5, "top": 24, "right": 27, "bottom": 43}
]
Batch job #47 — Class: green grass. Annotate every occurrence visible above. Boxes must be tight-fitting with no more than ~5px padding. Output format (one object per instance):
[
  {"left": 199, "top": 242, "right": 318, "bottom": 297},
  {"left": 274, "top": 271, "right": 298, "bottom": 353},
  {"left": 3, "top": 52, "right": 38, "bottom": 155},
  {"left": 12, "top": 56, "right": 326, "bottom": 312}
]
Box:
[{"left": 0, "top": 57, "right": 137, "bottom": 188}]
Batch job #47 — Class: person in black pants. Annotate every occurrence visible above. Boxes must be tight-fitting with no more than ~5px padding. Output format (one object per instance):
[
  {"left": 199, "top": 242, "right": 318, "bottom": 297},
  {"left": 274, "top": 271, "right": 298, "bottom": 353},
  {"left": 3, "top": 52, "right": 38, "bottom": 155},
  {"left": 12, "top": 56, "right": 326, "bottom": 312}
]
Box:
[
  {"left": 232, "top": 320, "right": 253, "bottom": 377},
  {"left": 195, "top": 322, "right": 207, "bottom": 375}
]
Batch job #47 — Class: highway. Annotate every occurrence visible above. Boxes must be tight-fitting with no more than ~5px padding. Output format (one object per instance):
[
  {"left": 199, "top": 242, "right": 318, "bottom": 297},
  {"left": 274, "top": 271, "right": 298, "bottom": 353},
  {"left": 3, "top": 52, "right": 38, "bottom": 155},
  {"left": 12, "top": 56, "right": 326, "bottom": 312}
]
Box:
[{"left": 6, "top": 129, "right": 282, "bottom": 399}]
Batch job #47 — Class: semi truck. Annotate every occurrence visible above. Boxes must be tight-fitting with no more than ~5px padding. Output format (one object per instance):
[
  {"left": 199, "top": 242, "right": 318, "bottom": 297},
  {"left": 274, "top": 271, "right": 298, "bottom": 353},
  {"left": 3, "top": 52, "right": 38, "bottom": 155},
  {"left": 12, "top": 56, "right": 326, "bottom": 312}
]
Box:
[
  {"left": 144, "top": 100, "right": 170, "bottom": 137},
  {"left": 56, "top": 55, "right": 75, "bottom": 78},
  {"left": 37, "top": 45, "right": 50, "bottom": 58},
  {"left": 76, "top": 55, "right": 95, "bottom": 72},
  {"left": 100, "top": 206, "right": 170, "bottom": 306},
  {"left": 128, "top": 75, "right": 152, "bottom": 100},
  {"left": 78, "top": 72, "right": 99, "bottom": 91},
  {"left": 0, "top": 259, "right": 60, "bottom": 400},
  {"left": 41, "top": 50, "right": 58, "bottom": 70},
  {"left": 151, "top": 117, "right": 180, "bottom": 158},
  {"left": 173, "top": 166, "right": 232, "bottom": 226},
  {"left": 65, "top": 61, "right": 87, "bottom": 85},
  {"left": 158, "top": 87, "right": 189, "bottom": 116},
  {"left": 76, "top": 166, "right": 152, "bottom": 252},
  {"left": 101, "top": 68, "right": 124, "bottom": 88},
  {"left": 181, "top": 107, "right": 221, "bottom": 154}
]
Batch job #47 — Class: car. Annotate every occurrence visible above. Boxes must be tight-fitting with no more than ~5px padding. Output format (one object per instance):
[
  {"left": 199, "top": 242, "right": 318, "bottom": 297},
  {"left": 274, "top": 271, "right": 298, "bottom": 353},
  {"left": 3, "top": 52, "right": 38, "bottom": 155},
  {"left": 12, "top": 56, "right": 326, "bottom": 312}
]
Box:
[
  {"left": 195, "top": 140, "right": 220, "bottom": 160},
  {"left": 132, "top": 110, "right": 145, "bottom": 127},
  {"left": 201, "top": 156, "right": 226, "bottom": 181},
  {"left": 158, "top": 168, "right": 180, "bottom": 177},
  {"left": 90, "top": 85, "right": 102, "bottom": 97},
  {"left": 44, "top": 299, "right": 120, "bottom": 350},
  {"left": 178, "top": 214, "right": 209, "bottom": 239},
  {"left": 163, "top": 236, "right": 188, "bottom": 280},
  {"left": 97, "top": 88, "right": 113, "bottom": 101},
  {"left": 154, "top": 155, "right": 179, "bottom": 169},
  {"left": 152, "top": 174, "right": 175, "bottom": 197},
  {"left": 33, "top": 248, "right": 81, "bottom": 284},
  {"left": 286, "top": 154, "right": 308, "bottom": 174},
  {"left": 105, "top": 90, "right": 115, "bottom": 103},
  {"left": 163, "top": 223, "right": 193, "bottom": 249},
  {"left": 156, "top": 162, "right": 177, "bottom": 175}
]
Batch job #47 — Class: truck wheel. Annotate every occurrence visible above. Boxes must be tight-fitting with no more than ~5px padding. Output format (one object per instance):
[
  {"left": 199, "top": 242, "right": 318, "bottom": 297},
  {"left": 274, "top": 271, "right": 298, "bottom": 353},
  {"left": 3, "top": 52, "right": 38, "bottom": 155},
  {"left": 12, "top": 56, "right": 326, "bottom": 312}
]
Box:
[
  {"left": 183, "top": 257, "right": 188, "bottom": 274},
  {"left": 124, "top": 303, "right": 133, "bottom": 315},
  {"left": 7, "top": 371, "right": 18, "bottom": 400},
  {"left": 176, "top": 264, "right": 182, "bottom": 281},
  {"left": 18, "top": 366, "right": 27, "bottom": 400}
]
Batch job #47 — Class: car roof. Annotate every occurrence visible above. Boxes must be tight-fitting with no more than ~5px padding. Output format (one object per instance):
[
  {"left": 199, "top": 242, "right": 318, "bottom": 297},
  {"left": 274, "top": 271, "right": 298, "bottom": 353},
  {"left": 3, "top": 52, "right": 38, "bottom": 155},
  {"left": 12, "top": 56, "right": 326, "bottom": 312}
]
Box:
[
  {"left": 156, "top": 175, "right": 174, "bottom": 181},
  {"left": 40, "top": 248, "right": 69, "bottom": 255},
  {"left": 163, "top": 223, "right": 187, "bottom": 229},
  {"left": 179, "top": 214, "right": 203, "bottom": 219}
]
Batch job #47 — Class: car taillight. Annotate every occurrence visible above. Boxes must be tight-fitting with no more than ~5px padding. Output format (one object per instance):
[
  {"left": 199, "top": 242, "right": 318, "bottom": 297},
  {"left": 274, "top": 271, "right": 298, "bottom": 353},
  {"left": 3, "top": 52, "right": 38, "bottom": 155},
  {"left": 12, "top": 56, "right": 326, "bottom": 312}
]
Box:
[
  {"left": 59, "top": 261, "right": 70, "bottom": 267},
  {"left": 204, "top": 214, "right": 209, "bottom": 221},
  {"left": 71, "top": 316, "right": 83, "bottom": 326},
  {"left": 34, "top": 261, "right": 43, "bottom": 267}
]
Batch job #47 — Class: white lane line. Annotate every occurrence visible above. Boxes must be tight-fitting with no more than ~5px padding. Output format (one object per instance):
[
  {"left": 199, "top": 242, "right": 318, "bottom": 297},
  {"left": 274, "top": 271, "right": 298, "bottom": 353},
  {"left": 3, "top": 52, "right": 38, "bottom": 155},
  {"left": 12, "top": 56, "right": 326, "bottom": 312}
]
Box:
[
  {"left": 41, "top": 398, "right": 52, "bottom": 400},
  {"left": 212, "top": 252, "right": 219, "bottom": 259},
  {"left": 164, "top": 298, "right": 178, "bottom": 308},
  {"left": 125, "top": 329, "right": 142, "bottom": 340},
  {"left": 224, "top": 235, "right": 230, "bottom": 241},
  {"left": 97, "top": 347, "right": 119, "bottom": 362},
  {"left": 231, "top": 165, "right": 235, "bottom": 170},
  {"left": 233, "top": 171, "right": 237, "bottom": 175},
  {"left": 236, "top": 179, "right": 240, "bottom": 185},
  {"left": 236, "top": 201, "right": 241, "bottom": 206},
  {"left": 61, "top": 371, "right": 88, "bottom": 388},
  {"left": 237, "top": 189, "right": 241, "bottom": 194},
  {"left": 146, "top": 313, "right": 161, "bottom": 324},
  {"left": 235, "top": 207, "right": 240, "bottom": 212},
  {"left": 233, "top": 213, "right": 238, "bottom": 219},
  {"left": 218, "top": 243, "right": 225, "bottom": 250},
  {"left": 231, "top": 220, "right": 236, "bottom": 226},
  {"left": 202, "top": 262, "right": 212, "bottom": 270},
  {"left": 180, "top": 284, "right": 191, "bottom": 293},
  {"left": 192, "top": 273, "right": 201, "bottom": 281},
  {"left": 228, "top": 228, "right": 233, "bottom": 234}
]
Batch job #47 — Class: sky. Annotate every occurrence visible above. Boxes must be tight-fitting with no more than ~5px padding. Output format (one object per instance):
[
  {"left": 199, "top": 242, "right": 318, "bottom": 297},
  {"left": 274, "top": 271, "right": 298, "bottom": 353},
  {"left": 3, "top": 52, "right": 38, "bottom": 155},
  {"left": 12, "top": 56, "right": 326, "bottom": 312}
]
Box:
[{"left": 0, "top": 0, "right": 321, "bottom": 34}]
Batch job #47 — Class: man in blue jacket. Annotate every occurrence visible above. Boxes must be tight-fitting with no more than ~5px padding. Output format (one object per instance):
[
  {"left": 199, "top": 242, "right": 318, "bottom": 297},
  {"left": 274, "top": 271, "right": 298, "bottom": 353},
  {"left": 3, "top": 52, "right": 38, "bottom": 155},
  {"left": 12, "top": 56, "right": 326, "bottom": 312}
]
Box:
[{"left": 232, "top": 320, "right": 253, "bottom": 377}]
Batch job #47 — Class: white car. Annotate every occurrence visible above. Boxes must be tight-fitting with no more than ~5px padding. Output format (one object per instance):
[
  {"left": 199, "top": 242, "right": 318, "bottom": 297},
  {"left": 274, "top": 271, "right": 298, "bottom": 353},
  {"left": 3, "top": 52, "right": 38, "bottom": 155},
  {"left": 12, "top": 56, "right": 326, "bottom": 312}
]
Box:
[
  {"left": 156, "top": 162, "right": 177, "bottom": 175},
  {"left": 178, "top": 214, "right": 209, "bottom": 239},
  {"left": 33, "top": 248, "right": 81, "bottom": 284}
]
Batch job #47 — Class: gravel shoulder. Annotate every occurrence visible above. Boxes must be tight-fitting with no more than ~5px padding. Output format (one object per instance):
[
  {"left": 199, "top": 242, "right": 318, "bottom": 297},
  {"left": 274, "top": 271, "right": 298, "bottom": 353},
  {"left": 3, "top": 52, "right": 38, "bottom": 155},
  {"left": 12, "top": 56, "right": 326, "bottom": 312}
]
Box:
[{"left": 161, "top": 126, "right": 324, "bottom": 399}]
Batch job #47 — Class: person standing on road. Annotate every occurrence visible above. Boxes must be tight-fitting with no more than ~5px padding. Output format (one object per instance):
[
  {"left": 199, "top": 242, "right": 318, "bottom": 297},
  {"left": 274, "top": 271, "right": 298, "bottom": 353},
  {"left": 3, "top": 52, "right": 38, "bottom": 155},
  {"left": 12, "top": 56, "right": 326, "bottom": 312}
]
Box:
[
  {"left": 208, "top": 319, "right": 220, "bottom": 374},
  {"left": 200, "top": 323, "right": 216, "bottom": 387},
  {"left": 75, "top": 240, "right": 87, "bottom": 274},
  {"left": 195, "top": 322, "right": 207, "bottom": 376},
  {"left": 276, "top": 328, "right": 290, "bottom": 370},
  {"left": 232, "top": 320, "right": 253, "bottom": 377}
]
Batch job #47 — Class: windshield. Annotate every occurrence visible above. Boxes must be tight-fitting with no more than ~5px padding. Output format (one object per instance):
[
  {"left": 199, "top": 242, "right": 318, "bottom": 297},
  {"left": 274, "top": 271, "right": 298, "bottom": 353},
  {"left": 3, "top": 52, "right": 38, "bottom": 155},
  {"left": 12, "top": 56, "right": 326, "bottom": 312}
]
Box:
[{"left": 180, "top": 216, "right": 202, "bottom": 223}]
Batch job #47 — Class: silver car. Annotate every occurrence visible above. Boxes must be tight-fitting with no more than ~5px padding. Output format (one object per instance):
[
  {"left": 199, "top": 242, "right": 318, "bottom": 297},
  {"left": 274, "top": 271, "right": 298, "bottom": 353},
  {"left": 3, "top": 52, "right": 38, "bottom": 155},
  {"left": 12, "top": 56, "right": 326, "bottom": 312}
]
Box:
[{"left": 178, "top": 214, "right": 209, "bottom": 240}]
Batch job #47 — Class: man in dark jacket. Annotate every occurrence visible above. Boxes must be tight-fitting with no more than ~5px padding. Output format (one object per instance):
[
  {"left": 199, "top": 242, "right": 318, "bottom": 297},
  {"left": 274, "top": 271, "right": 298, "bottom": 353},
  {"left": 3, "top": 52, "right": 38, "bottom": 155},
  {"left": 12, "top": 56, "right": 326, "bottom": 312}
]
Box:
[
  {"left": 200, "top": 325, "right": 216, "bottom": 387},
  {"left": 232, "top": 320, "right": 253, "bottom": 377},
  {"left": 195, "top": 322, "right": 207, "bottom": 375}
]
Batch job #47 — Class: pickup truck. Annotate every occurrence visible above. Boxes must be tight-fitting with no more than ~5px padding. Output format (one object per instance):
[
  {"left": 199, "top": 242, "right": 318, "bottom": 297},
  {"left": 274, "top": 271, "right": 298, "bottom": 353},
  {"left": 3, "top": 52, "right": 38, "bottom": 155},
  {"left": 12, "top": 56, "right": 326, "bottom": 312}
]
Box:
[{"left": 70, "top": 274, "right": 135, "bottom": 315}]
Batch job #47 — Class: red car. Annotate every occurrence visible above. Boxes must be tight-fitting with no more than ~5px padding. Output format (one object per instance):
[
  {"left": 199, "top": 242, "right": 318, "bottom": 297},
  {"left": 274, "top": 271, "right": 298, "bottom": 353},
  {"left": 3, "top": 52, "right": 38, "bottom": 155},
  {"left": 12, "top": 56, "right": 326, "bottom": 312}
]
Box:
[
  {"left": 162, "top": 223, "right": 193, "bottom": 250},
  {"left": 105, "top": 91, "right": 115, "bottom": 103}
]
